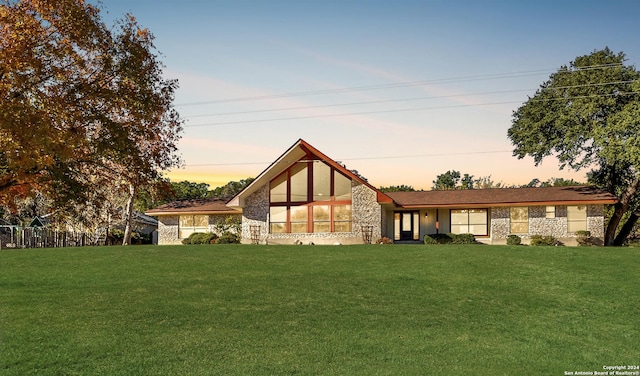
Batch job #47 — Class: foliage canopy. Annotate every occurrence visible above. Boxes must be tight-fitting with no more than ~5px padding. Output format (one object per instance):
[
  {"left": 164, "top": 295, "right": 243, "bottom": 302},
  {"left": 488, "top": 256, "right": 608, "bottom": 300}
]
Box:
[
  {"left": 508, "top": 48, "right": 640, "bottom": 245},
  {"left": 0, "top": 0, "right": 182, "bottom": 224}
]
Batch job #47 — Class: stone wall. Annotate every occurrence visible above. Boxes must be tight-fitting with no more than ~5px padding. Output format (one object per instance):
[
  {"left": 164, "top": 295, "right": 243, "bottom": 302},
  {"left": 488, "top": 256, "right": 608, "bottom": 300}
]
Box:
[
  {"left": 528, "top": 206, "right": 567, "bottom": 238},
  {"left": 489, "top": 204, "right": 606, "bottom": 245},
  {"left": 240, "top": 184, "right": 269, "bottom": 244},
  {"left": 490, "top": 207, "right": 510, "bottom": 240},
  {"left": 352, "top": 182, "right": 382, "bottom": 242},
  {"left": 587, "top": 205, "right": 605, "bottom": 238},
  {"left": 157, "top": 215, "right": 181, "bottom": 245}
]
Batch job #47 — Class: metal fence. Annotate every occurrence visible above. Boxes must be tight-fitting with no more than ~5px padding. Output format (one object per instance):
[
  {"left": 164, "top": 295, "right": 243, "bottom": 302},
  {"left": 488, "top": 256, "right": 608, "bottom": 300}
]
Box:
[{"left": 0, "top": 227, "right": 106, "bottom": 249}]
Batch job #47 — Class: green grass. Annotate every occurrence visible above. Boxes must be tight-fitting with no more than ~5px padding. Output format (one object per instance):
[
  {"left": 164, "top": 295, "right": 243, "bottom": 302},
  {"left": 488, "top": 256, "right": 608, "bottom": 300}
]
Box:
[{"left": 1, "top": 244, "right": 638, "bottom": 375}]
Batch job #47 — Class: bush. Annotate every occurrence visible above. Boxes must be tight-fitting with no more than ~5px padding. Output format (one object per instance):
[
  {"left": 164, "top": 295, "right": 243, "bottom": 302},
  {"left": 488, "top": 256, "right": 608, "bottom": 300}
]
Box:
[
  {"left": 450, "top": 233, "right": 476, "bottom": 244},
  {"left": 530, "top": 235, "right": 563, "bottom": 246},
  {"left": 182, "top": 232, "right": 218, "bottom": 245},
  {"left": 423, "top": 235, "right": 438, "bottom": 245},
  {"left": 506, "top": 234, "right": 522, "bottom": 246},
  {"left": 424, "top": 233, "right": 452, "bottom": 245},
  {"left": 217, "top": 231, "right": 240, "bottom": 244},
  {"left": 575, "top": 231, "right": 603, "bottom": 246}
]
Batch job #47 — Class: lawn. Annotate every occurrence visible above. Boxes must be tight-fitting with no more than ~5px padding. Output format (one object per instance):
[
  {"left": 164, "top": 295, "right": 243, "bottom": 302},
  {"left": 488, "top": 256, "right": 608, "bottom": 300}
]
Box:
[{"left": 1, "top": 244, "right": 638, "bottom": 375}]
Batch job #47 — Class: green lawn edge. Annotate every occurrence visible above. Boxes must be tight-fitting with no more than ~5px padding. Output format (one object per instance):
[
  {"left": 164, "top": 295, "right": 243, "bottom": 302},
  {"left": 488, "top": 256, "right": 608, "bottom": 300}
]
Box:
[{"left": 1, "top": 244, "right": 638, "bottom": 375}]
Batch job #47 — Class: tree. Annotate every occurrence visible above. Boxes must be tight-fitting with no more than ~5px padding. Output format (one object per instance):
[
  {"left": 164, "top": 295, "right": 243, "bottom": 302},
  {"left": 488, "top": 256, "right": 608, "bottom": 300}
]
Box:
[
  {"left": 508, "top": 48, "right": 640, "bottom": 245},
  {"left": 474, "top": 175, "right": 507, "bottom": 189},
  {"left": 432, "top": 170, "right": 475, "bottom": 190},
  {"left": 170, "top": 181, "right": 211, "bottom": 200},
  {"left": 460, "top": 174, "right": 475, "bottom": 190},
  {"left": 432, "top": 170, "right": 461, "bottom": 190},
  {"left": 0, "top": 0, "right": 183, "bottom": 245},
  {"left": 379, "top": 185, "right": 416, "bottom": 192},
  {"left": 209, "top": 178, "right": 255, "bottom": 198}
]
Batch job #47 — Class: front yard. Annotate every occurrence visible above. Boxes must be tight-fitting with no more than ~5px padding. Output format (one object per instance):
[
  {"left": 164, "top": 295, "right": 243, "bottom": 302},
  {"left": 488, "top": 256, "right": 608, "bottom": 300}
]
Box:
[{"left": 1, "top": 244, "right": 638, "bottom": 375}]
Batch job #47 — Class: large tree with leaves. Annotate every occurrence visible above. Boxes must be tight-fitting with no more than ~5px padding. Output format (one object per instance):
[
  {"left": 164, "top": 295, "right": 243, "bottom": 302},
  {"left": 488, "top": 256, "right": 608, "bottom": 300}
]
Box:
[
  {"left": 0, "top": 0, "right": 182, "bottom": 244},
  {"left": 508, "top": 48, "right": 640, "bottom": 246}
]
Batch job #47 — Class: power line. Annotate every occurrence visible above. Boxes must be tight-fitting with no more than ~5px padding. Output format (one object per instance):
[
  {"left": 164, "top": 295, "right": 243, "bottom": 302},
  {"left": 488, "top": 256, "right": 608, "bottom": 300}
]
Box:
[
  {"left": 182, "top": 91, "right": 639, "bottom": 128},
  {"left": 175, "top": 63, "right": 624, "bottom": 107},
  {"left": 176, "top": 71, "right": 547, "bottom": 107},
  {"left": 182, "top": 80, "right": 637, "bottom": 119},
  {"left": 184, "top": 149, "right": 514, "bottom": 167}
]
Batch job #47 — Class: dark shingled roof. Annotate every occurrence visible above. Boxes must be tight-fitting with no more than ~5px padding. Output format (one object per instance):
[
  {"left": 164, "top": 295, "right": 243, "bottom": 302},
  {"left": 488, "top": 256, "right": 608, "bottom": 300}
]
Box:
[
  {"left": 145, "top": 198, "right": 240, "bottom": 216},
  {"left": 386, "top": 186, "right": 617, "bottom": 208}
]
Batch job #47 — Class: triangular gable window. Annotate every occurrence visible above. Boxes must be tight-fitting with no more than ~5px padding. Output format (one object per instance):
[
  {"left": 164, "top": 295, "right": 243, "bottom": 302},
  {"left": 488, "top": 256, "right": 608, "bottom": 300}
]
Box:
[{"left": 269, "top": 158, "right": 352, "bottom": 234}]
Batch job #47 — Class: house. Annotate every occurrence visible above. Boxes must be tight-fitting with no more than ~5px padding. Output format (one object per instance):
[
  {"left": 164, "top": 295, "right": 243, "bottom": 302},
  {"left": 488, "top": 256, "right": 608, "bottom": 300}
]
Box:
[
  {"left": 146, "top": 198, "right": 242, "bottom": 245},
  {"left": 148, "top": 139, "right": 617, "bottom": 245}
]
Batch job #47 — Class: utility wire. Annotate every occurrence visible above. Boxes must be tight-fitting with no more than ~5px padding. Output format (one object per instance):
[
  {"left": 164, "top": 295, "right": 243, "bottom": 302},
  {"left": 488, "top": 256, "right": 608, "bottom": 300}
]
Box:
[
  {"left": 175, "top": 63, "right": 624, "bottom": 107},
  {"left": 182, "top": 80, "right": 637, "bottom": 119},
  {"left": 184, "top": 150, "right": 514, "bottom": 167},
  {"left": 182, "top": 91, "right": 639, "bottom": 128}
]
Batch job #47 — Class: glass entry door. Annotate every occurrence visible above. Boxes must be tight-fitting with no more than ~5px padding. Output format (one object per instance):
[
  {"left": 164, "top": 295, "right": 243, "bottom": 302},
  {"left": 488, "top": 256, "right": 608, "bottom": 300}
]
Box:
[{"left": 394, "top": 211, "right": 420, "bottom": 241}]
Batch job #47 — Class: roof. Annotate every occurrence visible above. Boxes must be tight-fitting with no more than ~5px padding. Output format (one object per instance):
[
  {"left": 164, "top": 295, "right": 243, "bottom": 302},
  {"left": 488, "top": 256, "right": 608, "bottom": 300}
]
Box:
[
  {"left": 386, "top": 186, "right": 618, "bottom": 208},
  {"left": 227, "top": 139, "right": 392, "bottom": 208},
  {"left": 145, "top": 198, "right": 241, "bottom": 216},
  {"left": 29, "top": 216, "right": 49, "bottom": 227}
]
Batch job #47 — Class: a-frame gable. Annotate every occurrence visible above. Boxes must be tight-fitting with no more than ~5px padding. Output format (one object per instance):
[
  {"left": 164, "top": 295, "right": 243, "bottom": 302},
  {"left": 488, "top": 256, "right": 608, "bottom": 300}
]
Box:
[{"left": 227, "top": 139, "right": 392, "bottom": 208}]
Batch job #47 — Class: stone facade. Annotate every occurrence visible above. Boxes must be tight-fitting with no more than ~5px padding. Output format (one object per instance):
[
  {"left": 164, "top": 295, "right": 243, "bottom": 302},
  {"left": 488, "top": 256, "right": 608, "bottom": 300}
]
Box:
[
  {"left": 490, "top": 207, "right": 510, "bottom": 241},
  {"left": 157, "top": 215, "right": 180, "bottom": 245},
  {"left": 239, "top": 181, "right": 382, "bottom": 245},
  {"left": 488, "top": 204, "right": 606, "bottom": 245},
  {"left": 240, "top": 184, "right": 269, "bottom": 243},
  {"left": 352, "top": 182, "right": 383, "bottom": 242}
]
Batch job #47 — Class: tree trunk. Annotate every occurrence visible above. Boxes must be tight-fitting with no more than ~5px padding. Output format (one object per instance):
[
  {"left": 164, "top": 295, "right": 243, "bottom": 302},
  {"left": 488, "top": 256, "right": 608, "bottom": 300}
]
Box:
[
  {"left": 604, "top": 177, "right": 640, "bottom": 246},
  {"left": 604, "top": 203, "right": 625, "bottom": 246},
  {"left": 614, "top": 211, "right": 639, "bottom": 246},
  {"left": 122, "top": 183, "right": 136, "bottom": 246}
]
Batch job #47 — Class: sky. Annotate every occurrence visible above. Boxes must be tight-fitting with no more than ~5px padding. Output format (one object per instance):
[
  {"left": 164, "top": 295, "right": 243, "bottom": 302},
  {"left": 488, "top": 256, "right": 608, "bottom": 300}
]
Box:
[{"left": 96, "top": 0, "right": 640, "bottom": 190}]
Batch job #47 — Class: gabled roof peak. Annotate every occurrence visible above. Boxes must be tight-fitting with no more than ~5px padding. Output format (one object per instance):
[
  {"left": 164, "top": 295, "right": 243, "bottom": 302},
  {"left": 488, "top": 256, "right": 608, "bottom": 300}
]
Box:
[{"left": 227, "top": 139, "right": 391, "bottom": 208}]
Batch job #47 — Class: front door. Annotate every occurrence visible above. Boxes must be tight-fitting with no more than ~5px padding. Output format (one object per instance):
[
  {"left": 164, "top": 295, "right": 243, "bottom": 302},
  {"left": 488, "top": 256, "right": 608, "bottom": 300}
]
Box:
[{"left": 394, "top": 211, "right": 419, "bottom": 241}]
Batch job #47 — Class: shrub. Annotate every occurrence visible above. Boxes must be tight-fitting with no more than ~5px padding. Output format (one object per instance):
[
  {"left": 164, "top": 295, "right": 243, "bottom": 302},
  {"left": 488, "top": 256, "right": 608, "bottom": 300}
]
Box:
[
  {"left": 575, "top": 231, "right": 603, "bottom": 246},
  {"left": 506, "top": 234, "right": 522, "bottom": 246},
  {"left": 424, "top": 233, "right": 452, "bottom": 244},
  {"left": 423, "top": 235, "right": 438, "bottom": 245},
  {"left": 530, "top": 235, "right": 563, "bottom": 246},
  {"left": 182, "top": 232, "right": 217, "bottom": 245},
  {"left": 217, "top": 231, "right": 240, "bottom": 244},
  {"left": 450, "top": 233, "right": 476, "bottom": 244}
]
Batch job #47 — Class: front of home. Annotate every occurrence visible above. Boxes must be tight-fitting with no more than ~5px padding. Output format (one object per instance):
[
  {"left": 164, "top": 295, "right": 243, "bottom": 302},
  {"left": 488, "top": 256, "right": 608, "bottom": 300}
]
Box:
[{"left": 147, "top": 139, "right": 617, "bottom": 246}]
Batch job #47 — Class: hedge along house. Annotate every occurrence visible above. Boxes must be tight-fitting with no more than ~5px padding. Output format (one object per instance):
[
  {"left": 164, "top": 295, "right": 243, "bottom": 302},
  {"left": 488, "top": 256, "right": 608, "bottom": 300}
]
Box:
[{"left": 149, "top": 139, "right": 617, "bottom": 245}]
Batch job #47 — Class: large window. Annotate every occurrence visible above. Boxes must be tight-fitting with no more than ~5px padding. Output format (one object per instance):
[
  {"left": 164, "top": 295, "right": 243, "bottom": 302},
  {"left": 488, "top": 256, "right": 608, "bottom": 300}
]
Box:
[
  {"left": 567, "top": 205, "right": 587, "bottom": 232},
  {"left": 510, "top": 207, "right": 529, "bottom": 233},
  {"left": 450, "top": 209, "right": 488, "bottom": 236},
  {"left": 269, "top": 159, "right": 352, "bottom": 233},
  {"left": 179, "top": 215, "right": 208, "bottom": 238}
]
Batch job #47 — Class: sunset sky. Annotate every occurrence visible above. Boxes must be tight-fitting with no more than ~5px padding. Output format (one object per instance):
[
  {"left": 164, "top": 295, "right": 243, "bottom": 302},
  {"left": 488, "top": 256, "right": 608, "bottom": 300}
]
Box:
[{"left": 97, "top": 0, "right": 640, "bottom": 190}]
